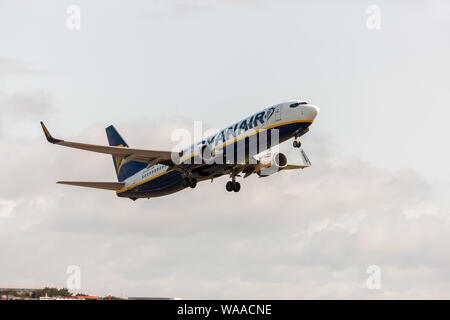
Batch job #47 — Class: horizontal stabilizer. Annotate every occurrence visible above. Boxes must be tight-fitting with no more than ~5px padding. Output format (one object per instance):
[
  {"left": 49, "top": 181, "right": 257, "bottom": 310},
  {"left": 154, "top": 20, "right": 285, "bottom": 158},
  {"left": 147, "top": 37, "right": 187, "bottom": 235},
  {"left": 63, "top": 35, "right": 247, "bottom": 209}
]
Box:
[{"left": 57, "top": 181, "right": 125, "bottom": 191}]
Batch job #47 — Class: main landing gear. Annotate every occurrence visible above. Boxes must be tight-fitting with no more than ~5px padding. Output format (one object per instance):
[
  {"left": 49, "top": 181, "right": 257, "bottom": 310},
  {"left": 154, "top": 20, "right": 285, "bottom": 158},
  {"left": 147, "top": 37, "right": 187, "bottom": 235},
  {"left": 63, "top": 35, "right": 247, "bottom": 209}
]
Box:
[
  {"left": 226, "top": 172, "right": 241, "bottom": 192},
  {"left": 182, "top": 176, "right": 197, "bottom": 188},
  {"left": 226, "top": 181, "right": 240, "bottom": 192}
]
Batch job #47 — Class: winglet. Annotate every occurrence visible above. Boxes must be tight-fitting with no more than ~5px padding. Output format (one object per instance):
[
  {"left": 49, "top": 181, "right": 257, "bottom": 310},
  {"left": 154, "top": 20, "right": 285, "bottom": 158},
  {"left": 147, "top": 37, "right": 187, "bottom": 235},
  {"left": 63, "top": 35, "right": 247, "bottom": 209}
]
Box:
[{"left": 40, "top": 121, "right": 62, "bottom": 144}]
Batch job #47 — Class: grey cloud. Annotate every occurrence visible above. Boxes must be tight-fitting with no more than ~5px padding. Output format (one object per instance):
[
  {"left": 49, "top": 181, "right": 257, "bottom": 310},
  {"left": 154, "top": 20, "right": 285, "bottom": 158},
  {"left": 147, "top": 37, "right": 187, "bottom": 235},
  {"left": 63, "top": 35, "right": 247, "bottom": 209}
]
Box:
[
  {"left": 1, "top": 90, "right": 55, "bottom": 119},
  {"left": 0, "top": 119, "right": 449, "bottom": 298},
  {"left": 0, "top": 57, "right": 55, "bottom": 139},
  {"left": 0, "top": 56, "right": 45, "bottom": 78},
  {"left": 0, "top": 89, "right": 56, "bottom": 142}
]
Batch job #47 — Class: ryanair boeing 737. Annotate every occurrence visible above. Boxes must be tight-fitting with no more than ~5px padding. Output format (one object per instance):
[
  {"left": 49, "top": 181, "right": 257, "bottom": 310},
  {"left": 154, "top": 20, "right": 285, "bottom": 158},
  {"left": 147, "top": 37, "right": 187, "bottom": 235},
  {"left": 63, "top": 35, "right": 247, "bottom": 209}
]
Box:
[{"left": 41, "top": 100, "right": 319, "bottom": 200}]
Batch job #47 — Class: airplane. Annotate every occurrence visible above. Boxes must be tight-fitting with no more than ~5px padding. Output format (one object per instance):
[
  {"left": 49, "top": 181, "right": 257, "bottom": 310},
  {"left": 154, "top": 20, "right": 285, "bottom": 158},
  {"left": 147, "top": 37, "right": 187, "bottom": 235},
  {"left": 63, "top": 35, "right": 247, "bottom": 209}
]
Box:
[{"left": 40, "top": 100, "right": 319, "bottom": 200}]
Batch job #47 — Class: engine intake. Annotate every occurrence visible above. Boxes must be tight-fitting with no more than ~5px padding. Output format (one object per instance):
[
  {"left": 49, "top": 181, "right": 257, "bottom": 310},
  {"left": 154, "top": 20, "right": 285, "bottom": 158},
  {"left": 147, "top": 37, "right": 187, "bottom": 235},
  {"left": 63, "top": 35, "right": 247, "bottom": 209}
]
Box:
[{"left": 256, "top": 152, "right": 288, "bottom": 177}]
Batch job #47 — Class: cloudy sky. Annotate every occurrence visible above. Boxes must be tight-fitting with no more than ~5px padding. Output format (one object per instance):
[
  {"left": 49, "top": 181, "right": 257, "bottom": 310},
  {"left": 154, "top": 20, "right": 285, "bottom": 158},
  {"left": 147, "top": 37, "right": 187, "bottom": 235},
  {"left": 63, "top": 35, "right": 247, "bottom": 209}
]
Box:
[{"left": 0, "top": 0, "right": 449, "bottom": 299}]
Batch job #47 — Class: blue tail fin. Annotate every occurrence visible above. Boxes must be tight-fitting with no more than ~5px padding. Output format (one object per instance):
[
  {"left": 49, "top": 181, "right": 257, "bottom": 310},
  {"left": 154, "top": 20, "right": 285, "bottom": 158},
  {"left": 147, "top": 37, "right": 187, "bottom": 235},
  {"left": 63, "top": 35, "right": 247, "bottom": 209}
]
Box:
[{"left": 105, "top": 125, "right": 147, "bottom": 182}]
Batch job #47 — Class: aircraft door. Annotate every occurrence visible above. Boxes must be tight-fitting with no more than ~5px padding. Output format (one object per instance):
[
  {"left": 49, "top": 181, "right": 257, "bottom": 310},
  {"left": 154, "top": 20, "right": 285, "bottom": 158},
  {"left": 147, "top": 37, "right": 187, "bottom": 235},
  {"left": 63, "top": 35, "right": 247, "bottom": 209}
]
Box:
[{"left": 274, "top": 105, "right": 281, "bottom": 121}]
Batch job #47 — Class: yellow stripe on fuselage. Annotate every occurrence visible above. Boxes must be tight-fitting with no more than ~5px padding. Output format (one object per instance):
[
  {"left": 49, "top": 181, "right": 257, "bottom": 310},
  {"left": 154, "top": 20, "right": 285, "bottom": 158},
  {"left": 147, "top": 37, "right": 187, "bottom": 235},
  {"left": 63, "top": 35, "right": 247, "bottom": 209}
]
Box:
[
  {"left": 214, "top": 120, "right": 312, "bottom": 151},
  {"left": 116, "top": 119, "right": 312, "bottom": 195},
  {"left": 116, "top": 169, "right": 175, "bottom": 194}
]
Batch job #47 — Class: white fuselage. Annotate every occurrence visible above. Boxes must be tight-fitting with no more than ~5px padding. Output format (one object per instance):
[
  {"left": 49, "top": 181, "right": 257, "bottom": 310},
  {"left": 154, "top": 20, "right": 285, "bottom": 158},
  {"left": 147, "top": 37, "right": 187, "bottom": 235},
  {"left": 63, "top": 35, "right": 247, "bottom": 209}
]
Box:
[{"left": 120, "top": 100, "right": 319, "bottom": 193}]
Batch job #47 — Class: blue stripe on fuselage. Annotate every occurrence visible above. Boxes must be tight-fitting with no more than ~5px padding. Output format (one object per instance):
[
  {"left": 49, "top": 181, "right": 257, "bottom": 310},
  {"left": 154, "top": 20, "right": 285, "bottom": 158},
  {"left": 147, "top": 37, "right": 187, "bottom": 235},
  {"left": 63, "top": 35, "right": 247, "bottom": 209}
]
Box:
[{"left": 117, "top": 121, "right": 311, "bottom": 199}]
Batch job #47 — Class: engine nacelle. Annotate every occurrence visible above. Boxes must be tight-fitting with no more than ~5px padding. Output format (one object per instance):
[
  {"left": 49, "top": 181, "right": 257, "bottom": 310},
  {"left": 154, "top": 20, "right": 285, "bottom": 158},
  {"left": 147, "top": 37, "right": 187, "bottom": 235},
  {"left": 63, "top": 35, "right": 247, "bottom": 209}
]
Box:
[{"left": 256, "top": 152, "right": 288, "bottom": 177}]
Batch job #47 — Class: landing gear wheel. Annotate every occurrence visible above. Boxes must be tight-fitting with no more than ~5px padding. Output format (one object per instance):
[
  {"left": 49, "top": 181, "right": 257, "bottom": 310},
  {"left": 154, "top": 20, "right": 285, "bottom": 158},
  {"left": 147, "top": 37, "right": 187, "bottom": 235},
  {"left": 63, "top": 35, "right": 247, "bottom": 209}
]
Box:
[
  {"left": 233, "top": 182, "right": 241, "bottom": 192},
  {"left": 183, "top": 176, "right": 197, "bottom": 188},
  {"left": 226, "top": 181, "right": 233, "bottom": 192},
  {"left": 293, "top": 140, "right": 301, "bottom": 148},
  {"left": 182, "top": 177, "right": 190, "bottom": 188}
]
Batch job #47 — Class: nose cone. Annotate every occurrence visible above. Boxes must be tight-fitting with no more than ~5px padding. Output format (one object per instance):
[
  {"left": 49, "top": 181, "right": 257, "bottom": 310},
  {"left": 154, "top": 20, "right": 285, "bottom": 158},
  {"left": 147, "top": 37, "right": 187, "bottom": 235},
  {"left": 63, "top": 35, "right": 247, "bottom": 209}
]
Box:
[{"left": 304, "top": 105, "right": 319, "bottom": 121}]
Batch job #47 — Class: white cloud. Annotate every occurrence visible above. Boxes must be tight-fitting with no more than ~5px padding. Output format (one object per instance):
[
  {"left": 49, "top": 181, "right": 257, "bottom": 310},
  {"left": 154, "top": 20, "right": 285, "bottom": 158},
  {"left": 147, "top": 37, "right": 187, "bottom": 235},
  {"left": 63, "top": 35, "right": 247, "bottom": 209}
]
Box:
[
  {"left": 0, "top": 57, "right": 42, "bottom": 78},
  {"left": 0, "top": 116, "right": 449, "bottom": 299},
  {"left": 0, "top": 57, "right": 55, "bottom": 138}
]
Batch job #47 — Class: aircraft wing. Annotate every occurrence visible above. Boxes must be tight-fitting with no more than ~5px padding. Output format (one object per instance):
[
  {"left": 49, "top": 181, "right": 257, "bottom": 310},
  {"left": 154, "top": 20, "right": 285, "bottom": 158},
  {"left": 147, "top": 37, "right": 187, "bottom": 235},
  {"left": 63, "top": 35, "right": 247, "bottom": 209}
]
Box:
[
  {"left": 41, "top": 122, "right": 175, "bottom": 166},
  {"left": 58, "top": 181, "right": 125, "bottom": 191},
  {"left": 283, "top": 164, "right": 309, "bottom": 170}
]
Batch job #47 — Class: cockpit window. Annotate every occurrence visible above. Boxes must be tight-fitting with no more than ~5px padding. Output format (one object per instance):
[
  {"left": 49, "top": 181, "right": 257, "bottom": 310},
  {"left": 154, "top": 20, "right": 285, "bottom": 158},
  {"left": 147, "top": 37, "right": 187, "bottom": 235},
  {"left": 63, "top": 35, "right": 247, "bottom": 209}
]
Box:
[{"left": 290, "top": 101, "right": 308, "bottom": 108}]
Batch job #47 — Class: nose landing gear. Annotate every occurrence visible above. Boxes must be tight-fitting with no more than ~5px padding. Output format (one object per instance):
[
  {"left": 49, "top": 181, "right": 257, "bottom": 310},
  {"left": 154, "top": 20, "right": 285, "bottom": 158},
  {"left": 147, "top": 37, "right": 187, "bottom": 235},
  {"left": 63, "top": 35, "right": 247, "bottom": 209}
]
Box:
[{"left": 293, "top": 137, "right": 302, "bottom": 148}]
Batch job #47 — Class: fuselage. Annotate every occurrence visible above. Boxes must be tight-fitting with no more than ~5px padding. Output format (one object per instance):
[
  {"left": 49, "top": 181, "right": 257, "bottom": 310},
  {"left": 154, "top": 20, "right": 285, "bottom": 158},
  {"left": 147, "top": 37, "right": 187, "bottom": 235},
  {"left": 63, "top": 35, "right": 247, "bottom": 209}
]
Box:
[{"left": 116, "top": 100, "right": 319, "bottom": 199}]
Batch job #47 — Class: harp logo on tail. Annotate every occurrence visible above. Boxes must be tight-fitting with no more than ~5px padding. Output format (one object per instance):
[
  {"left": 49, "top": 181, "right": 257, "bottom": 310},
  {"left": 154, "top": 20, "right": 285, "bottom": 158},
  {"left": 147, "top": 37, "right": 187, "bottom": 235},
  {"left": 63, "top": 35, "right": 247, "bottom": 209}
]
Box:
[{"left": 114, "top": 144, "right": 126, "bottom": 174}]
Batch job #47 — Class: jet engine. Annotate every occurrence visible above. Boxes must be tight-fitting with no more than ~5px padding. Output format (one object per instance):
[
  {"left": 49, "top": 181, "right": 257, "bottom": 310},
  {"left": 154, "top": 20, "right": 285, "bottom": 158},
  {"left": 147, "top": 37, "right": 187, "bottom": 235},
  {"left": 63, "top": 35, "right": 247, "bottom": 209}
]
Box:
[{"left": 256, "top": 152, "right": 288, "bottom": 177}]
